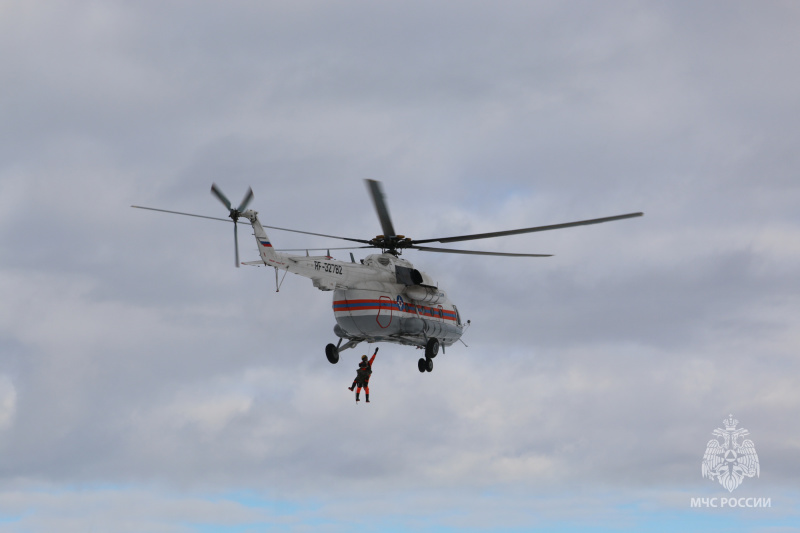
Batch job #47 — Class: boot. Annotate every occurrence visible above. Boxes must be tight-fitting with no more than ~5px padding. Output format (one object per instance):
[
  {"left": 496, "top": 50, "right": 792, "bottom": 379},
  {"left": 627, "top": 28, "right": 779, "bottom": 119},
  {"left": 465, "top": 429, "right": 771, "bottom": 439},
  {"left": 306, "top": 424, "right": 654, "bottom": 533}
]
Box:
[
  {"left": 365, "top": 393, "right": 370, "bottom": 403},
  {"left": 355, "top": 392, "right": 360, "bottom": 403},
  {"left": 348, "top": 384, "right": 354, "bottom": 391}
]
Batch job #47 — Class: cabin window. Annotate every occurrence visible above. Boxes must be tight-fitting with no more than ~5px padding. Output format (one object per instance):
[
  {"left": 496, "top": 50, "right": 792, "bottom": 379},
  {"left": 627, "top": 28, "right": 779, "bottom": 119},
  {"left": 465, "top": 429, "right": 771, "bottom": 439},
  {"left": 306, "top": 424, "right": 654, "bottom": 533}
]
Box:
[{"left": 453, "top": 305, "right": 461, "bottom": 325}]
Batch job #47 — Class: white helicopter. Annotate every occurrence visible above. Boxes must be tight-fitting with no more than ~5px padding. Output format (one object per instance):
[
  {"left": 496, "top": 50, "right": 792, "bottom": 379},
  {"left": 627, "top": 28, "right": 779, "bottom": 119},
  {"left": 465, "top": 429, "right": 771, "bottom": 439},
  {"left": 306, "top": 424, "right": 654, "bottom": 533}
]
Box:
[{"left": 133, "top": 180, "right": 642, "bottom": 373}]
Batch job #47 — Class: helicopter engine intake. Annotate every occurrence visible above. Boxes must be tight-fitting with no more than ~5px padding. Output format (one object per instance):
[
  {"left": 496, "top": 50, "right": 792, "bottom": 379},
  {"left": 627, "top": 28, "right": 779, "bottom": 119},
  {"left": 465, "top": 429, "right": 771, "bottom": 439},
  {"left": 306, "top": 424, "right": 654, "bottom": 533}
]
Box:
[{"left": 395, "top": 265, "right": 423, "bottom": 286}]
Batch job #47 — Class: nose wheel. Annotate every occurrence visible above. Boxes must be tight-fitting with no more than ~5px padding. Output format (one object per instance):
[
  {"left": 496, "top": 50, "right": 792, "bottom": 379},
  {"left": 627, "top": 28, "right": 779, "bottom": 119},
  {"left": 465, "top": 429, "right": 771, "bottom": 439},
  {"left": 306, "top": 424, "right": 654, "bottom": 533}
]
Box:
[
  {"left": 418, "top": 338, "right": 440, "bottom": 372},
  {"left": 418, "top": 357, "right": 433, "bottom": 373}
]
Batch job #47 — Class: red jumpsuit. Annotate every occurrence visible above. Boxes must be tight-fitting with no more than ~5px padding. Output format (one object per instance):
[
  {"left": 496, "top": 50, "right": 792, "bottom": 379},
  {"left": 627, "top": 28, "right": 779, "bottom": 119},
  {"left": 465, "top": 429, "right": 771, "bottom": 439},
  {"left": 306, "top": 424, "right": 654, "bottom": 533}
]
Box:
[{"left": 353, "top": 352, "right": 376, "bottom": 402}]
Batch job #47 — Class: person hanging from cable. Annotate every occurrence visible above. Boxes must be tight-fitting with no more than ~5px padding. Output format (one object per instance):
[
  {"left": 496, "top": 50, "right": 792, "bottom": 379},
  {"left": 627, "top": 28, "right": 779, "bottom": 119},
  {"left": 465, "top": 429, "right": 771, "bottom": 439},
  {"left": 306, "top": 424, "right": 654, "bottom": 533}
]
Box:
[{"left": 348, "top": 347, "right": 378, "bottom": 403}]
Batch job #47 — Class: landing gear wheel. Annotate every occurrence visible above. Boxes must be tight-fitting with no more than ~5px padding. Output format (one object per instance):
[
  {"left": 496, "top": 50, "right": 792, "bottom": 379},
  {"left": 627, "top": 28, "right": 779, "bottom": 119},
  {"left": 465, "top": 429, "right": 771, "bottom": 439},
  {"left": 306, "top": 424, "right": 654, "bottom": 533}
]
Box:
[
  {"left": 325, "top": 343, "right": 340, "bottom": 364},
  {"left": 425, "top": 338, "right": 440, "bottom": 359},
  {"left": 426, "top": 357, "right": 434, "bottom": 372},
  {"left": 417, "top": 358, "right": 427, "bottom": 373}
]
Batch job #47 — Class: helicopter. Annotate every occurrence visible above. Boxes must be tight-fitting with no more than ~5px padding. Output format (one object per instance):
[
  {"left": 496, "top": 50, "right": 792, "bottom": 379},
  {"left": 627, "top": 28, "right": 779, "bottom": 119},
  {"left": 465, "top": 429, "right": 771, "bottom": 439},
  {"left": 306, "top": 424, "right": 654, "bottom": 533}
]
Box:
[{"left": 133, "top": 180, "right": 642, "bottom": 373}]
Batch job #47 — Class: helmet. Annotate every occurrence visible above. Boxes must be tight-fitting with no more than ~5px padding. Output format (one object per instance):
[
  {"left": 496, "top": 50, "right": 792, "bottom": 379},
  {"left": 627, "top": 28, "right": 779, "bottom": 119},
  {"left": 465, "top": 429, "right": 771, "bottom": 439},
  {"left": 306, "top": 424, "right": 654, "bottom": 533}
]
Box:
[{"left": 361, "top": 355, "right": 368, "bottom": 361}]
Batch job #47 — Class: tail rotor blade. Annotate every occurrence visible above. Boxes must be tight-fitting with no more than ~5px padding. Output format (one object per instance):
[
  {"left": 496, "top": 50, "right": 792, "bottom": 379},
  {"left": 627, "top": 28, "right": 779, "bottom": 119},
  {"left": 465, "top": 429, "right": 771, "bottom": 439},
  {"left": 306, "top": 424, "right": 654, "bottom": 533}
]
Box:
[
  {"left": 234, "top": 220, "right": 240, "bottom": 267},
  {"left": 211, "top": 183, "right": 232, "bottom": 210},
  {"left": 237, "top": 187, "right": 254, "bottom": 212}
]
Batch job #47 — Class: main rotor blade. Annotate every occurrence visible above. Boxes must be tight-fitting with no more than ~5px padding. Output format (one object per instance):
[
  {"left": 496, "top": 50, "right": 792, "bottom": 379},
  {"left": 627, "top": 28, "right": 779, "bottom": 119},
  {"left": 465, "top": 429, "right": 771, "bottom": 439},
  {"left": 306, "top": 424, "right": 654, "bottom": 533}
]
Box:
[
  {"left": 261, "top": 224, "right": 371, "bottom": 244},
  {"left": 234, "top": 220, "right": 240, "bottom": 267},
  {"left": 276, "top": 246, "right": 375, "bottom": 252},
  {"left": 210, "top": 183, "right": 232, "bottom": 210},
  {"left": 413, "top": 212, "right": 644, "bottom": 244},
  {"left": 132, "top": 206, "right": 372, "bottom": 244},
  {"left": 131, "top": 205, "right": 249, "bottom": 224},
  {"left": 237, "top": 187, "right": 254, "bottom": 212},
  {"left": 412, "top": 245, "right": 552, "bottom": 257},
  {"left": 365, "top": 179, "right": 397, "bottom": 237}
]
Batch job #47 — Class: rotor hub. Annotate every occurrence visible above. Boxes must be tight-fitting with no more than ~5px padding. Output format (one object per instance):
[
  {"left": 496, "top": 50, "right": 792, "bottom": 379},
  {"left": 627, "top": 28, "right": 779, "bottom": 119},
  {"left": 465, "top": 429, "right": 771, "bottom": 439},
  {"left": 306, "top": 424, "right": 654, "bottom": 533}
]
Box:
[{"left": 369, "top": 235, "right": 413, "bottom": 254}]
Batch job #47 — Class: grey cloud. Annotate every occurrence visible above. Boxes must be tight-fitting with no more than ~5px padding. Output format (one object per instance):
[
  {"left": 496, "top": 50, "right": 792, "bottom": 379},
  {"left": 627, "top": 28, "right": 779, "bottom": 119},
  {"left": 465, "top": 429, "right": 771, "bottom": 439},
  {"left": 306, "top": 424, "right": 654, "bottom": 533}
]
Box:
[{"left": 1, "top": 1, "right": 799, "bottom": 531}]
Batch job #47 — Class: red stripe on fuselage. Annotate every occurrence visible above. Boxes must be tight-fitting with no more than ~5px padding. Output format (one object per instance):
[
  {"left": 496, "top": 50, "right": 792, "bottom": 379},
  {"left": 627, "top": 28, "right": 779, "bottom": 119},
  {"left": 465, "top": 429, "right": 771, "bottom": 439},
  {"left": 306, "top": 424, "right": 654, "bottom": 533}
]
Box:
[{"left": 333, "top": 299, "right": 457, "bottom": 321}]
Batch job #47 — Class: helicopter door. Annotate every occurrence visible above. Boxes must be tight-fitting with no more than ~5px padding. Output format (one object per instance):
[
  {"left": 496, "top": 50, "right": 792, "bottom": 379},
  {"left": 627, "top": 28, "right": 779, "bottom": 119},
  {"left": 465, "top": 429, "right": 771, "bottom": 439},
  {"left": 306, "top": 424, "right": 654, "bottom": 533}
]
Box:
[{"left": 376, "top": 295, "right": 393, "bottom": 328}]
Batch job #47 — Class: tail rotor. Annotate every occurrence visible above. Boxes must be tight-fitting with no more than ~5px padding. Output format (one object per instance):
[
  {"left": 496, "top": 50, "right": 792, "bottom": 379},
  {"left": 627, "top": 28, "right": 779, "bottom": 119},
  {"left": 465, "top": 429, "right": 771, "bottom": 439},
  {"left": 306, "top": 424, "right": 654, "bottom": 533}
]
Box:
[{"left": 210, "top": 183, "right": 254, "bottom": 267}]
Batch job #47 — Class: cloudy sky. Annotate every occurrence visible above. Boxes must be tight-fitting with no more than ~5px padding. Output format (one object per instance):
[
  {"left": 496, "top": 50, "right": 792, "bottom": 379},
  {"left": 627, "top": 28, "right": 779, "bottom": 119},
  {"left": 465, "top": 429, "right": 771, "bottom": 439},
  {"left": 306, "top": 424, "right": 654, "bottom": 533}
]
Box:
[{"left": 1, "top": 1, "right": 799, "bottom": 531}]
